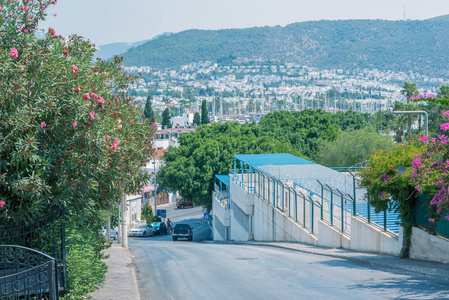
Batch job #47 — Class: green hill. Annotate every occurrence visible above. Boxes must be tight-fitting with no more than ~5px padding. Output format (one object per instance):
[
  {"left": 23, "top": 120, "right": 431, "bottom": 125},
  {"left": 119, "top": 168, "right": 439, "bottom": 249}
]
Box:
[{"left": 122, "top": 17, "right": 449, "bottom": 77}]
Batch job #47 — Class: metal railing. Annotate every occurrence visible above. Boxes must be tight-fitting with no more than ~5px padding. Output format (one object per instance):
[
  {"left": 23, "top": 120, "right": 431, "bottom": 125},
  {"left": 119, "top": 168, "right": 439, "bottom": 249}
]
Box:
[
  {"left": 231, "top": 166, "right": 401, "bottom": 237},
  {"left": 0, "top": 245, "right": 59, "bottom": 299},
  {"left": 214, "top": 184, "right": 229, "bottom": 209},
  {"left": 230, "top": 169, "right": 255, "bottom": 193},
  {"left": 0, "top": 206, "right": 66, "bottom": 298},
  {"left": 250, "top": 169, "right": 322, "bottom": 235}
]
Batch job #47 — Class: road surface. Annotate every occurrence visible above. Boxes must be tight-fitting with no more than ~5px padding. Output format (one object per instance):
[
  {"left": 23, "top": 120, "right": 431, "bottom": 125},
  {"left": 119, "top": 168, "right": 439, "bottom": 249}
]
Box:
[{"left": 129, "top": 203, "right": 449, "bottom": 300}]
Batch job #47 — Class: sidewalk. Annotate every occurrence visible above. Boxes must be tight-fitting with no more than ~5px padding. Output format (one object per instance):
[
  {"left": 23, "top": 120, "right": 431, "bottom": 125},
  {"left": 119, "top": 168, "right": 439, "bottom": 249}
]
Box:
[{"left": 89, "top": 243, "right": 140, "bottom": 300}]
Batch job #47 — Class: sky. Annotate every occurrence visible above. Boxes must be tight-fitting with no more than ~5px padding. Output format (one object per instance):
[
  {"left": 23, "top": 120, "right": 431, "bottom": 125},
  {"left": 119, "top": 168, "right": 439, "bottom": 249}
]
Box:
[{"left": 39, "top": 0, "right": 449, "bottom": 46}]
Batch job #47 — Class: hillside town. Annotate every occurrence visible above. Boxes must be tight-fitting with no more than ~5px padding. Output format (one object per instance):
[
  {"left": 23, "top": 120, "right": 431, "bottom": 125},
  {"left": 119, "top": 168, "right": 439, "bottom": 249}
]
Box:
[{"left": 125, "top": 60, "right": 449, "bottom": 125}]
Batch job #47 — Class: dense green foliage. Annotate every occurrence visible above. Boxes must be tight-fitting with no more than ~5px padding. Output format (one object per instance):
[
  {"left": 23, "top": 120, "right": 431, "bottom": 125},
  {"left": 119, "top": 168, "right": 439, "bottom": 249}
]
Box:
[
  {"left": 258, "top": 110, "right": 373, "bottom": 159},
  {"left": 158, "top": 109, "right": 381, "bottom": 209},
  {"left": 122, "top": 17, "right": 449, "bottom": 77},
  {"left": 359, "top": 140, "right": 424, "bottom": 257},
  {"left": 157, "top": 122, "right": 304, "bottom": 210},
  {"left": 317, "top": 128, "right": 393, "bottom": 167},
  {"left": 201, "top": 100, "right": 210, "bottom": 124},
  {"left": 193, "top": 112, "right": 201, "bottom": 126},
  {"left": 144, "top": 95, "right": 155, "bottom": 122},
  {"left": 162, "top": 107, "right": 172, "bottom": 128},
  {"left": 142, "top": 202, "right": 161, "bottom": 223},
  {"left": 0, "top": 1, "right": 154, "bottom": 298}
]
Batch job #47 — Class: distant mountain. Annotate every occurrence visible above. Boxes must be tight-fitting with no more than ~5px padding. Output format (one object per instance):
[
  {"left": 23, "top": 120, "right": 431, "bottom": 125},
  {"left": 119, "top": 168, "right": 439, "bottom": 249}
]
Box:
[
  {"left": 121, "top": 16, "right": 449, "bottom": 77},
  {"left": 94, "top": 33, "right": 172, "bottom": 60}
]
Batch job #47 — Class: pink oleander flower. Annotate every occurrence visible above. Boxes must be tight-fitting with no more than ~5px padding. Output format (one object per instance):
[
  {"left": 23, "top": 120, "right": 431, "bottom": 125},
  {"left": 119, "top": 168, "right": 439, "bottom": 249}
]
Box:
[
  {"left": 443, "top": 111, "right": 449, "bottom": 118},
  {"left": 10, "top": 48, "right": 18, "bottom": 58},
  {"left": 40, "top": 121, "right": 46, "bottom": 129},
  {"left": 29, "top": 14, "right": 33, "bottom": 19},
  {"left": 428, "top": 218, "right": 434, "bottom": 222},
  {"left": 98, "top": 97, "right": 105, "bottom": 106},
  {"left": 71, "top": 65, "right": 78, "bottom": 74},
  {"left": 91, "top": 93, "right": 99, "bottom": 99},
  {"left": 24, "top": 6, "right": 29, "bottom": 11},
  {"left": 106, "top": 135, "right": 111, "bottom": 141},
  {"left": 446, "top": 216, "right": 449, "bottom": 221},
  {"left": 0, "top": 200, "right": 5, "bottom": 208},
  {"left": 117, "top": 147, "right": 121, "bottom": 151},
  {"left": 24, "top": 29, "right": 28, "bottom": 33},
  {"left": 12, "top": 39, "right": 15, "bottom": 43},
  {"left": 83, "top": 93, "right": 90, "bottom": 100},
  {"left": 73, "top": 122, "right": 77, "bottom": 127},
  {"left": 88, "top": 111, "right": 95, "bottom": 120},
  {"left": 130, "top": 120, "right": 133, "bottom": 124},
  {"left": 152, "top": 122, "right": 157, "bottom": 129},
  {"left": 41, "top": 5, "right": 44, "bottom": 9},
  {"left": 0, "top": 5, "right": 2, "bottom": 11},
  {"left": 114, "top": 111, "right": 117, "bottom": 115},
  {"left": 53, "top": 0, "right": 56, "bottom": 4}
]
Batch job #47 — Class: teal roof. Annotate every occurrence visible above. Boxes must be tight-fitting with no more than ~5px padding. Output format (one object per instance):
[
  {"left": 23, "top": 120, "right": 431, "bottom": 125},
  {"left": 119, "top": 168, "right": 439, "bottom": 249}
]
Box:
[
  {"left": 234, "top": 153, "right": 315, "bottom": 167},
  {"left": 233, "top": 153, "right": 355, "bottom": 199},
  {"left": 215, "top": 175, "right": 229, "bottom": 186}
]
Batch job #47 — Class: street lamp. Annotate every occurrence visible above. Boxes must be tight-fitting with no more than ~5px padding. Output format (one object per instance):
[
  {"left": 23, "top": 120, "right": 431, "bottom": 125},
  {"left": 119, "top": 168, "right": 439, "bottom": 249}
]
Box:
[{"left": 391, "top": 110, "right": 428, "bottom": 136}]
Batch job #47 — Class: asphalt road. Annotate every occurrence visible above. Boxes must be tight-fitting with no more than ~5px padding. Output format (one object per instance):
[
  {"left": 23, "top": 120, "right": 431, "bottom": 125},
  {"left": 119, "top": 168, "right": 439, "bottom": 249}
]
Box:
[{"left": 129, "top": 203, "right": 449, "bottom": 300}]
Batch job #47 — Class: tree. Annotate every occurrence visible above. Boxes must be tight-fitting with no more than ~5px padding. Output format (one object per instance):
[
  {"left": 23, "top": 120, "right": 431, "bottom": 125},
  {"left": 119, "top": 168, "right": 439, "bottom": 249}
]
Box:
[
  {"left": 144, "top": 95, "right": 155, "bottom": 122},
  {"left": 157, "top": 122, "right": 303, "bottom": 210},
  {"left": 438, "top": 85, "right": 449, "bottom": 99},
  {"left": 359, "top": 140, "right": 424, "bottom": 257},
  {"left": 162, "top": 107, "right": 172, "bottom": 128},
  {"left": 0, "top": 1, "right": 154, "bottom": 297},
  {"left": 248, "top": 98, "right": 255, "bottom": 113},
  {"left": 201, "top": 100, "right": 210, "bottom": 124},
  {"left": 316, "top": 128, "right": 393, "bottom": 167},
  {"left": 401, "top": 82, "right": 419, "bottom": 99},
  {"left": 142, "top": 203, "right": 161, "bottom": 223},
  {"left": 193, "top": 112, "right": 201, "bottom": 126}
]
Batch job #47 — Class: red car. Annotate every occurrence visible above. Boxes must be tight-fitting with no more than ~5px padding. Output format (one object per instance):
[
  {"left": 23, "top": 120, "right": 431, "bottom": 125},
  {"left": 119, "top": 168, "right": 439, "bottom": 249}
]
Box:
[{"left": 176, "top": 199, "right": 194, "bottom": 209}]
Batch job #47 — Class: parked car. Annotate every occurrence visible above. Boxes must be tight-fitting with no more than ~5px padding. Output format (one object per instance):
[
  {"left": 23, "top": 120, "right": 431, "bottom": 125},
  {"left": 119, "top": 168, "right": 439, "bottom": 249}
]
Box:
[
  {"left": 172, "top": 224, "right": 193, "bottom": 241},
  {"left": 129, "top": 224, "right": 154, "bottom": 237},
  {"left": 101, "top": 226, "right": 118, "bottom": 240},
  {"left": 176, "top": 199, "right": 194, "bottom": 209},
  {"left": 152, "top": 222, "right": 168, "bottom": 235}
]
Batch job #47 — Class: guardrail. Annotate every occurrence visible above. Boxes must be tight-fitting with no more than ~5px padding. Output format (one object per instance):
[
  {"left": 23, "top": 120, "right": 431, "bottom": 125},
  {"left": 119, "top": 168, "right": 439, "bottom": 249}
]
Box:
[
  {"left": 0, "top": 245, "right": 59, "bottom": 299},
  {"left": 231, "top": 167, "right": 400, "bottom": 236},
  {"left": 230, "top": 169, "right": 255, "bottom": 193},
  {"left": 251, "top": 169, "right": 321, "bottom": 235},
  {"left": 214, "top": 184, "right": 229, "bottom": 209}
]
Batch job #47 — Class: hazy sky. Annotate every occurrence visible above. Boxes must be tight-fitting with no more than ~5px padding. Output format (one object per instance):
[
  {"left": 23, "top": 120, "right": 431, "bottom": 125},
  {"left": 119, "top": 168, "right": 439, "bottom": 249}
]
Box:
[{"left": 39, "top": 0, "right": 449, "bottom": 46}]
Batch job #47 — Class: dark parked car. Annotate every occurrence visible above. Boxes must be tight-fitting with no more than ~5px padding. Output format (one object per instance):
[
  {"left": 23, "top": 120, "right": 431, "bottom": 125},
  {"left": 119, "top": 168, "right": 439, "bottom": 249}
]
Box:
[
  {"left": 152, "top": 222, "right": 168, "bottom": 235},
  {"left": 172, "top": 224, "right": 193, "bottom": 241},
  {"left": 176, "top": 199, "right": 194, "bottom": 209}
]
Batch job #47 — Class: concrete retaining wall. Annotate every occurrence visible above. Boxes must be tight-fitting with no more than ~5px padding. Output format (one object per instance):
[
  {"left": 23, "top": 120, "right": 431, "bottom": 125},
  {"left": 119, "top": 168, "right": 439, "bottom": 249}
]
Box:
[
  {"left": 253, "top": 193, "right": 318, "bottom": 245},
  {"left": 410, "top": 227, "right": 449, "bottom": 264},
  {"left": 318, "top": 220, "right": 350, "bottom": 249},
  {"left": 350, "top": 216, "right": 403, "bottom": 256}
]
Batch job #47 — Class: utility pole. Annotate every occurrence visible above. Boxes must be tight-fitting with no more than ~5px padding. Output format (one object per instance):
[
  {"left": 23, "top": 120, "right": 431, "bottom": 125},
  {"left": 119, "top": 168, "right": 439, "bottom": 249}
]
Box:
[{"left": 154, "top": 139, "right": 157, "bottom": 217}]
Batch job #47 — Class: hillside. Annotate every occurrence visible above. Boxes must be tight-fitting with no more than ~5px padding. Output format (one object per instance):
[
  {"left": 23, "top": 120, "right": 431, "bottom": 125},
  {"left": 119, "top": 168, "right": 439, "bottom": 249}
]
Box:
[
  {"left": 94, "top": 33, "right": 172, "bottom": 60},
  {"left": 121, "top": 17, "right": 449, "bottom": 77}
]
